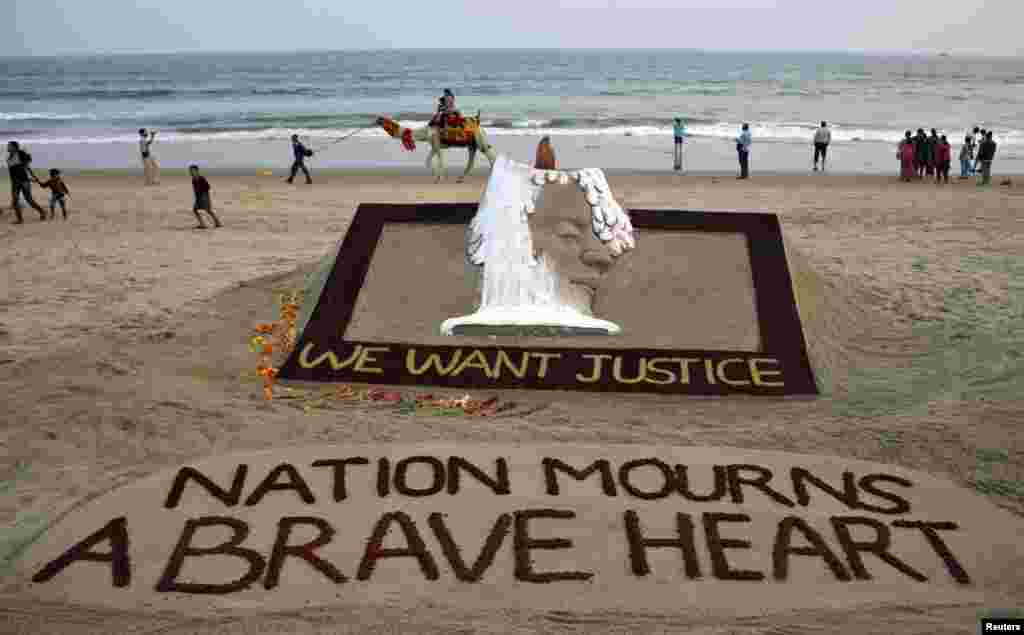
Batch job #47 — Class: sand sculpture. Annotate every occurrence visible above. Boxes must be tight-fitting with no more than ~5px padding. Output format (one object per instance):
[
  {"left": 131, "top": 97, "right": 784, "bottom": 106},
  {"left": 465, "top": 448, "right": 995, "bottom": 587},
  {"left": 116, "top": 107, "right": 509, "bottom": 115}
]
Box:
[{"left": 441, "top": 155, "right": 636, "bottom": 336}]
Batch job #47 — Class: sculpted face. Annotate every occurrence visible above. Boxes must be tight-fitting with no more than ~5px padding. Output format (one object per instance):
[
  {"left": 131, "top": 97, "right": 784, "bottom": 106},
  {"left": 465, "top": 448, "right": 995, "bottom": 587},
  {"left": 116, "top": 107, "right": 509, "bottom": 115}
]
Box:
[{"left": 529, "top": 183, "right": 618, "bottom": 315}]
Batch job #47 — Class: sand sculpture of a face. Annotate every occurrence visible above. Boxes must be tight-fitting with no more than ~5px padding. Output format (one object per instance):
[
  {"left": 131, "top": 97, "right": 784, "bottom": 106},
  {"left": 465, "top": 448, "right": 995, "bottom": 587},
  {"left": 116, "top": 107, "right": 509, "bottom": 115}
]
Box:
[{"left": 441, "top": 155, "right": 635, "bottom": 336}]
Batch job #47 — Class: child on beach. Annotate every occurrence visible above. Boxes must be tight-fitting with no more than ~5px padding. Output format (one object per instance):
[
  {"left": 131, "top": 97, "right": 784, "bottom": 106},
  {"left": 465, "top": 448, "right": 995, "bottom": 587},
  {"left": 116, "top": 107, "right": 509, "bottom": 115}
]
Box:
[
  {"left": 35, "top": 168, "right": 71, "bottom": 220},
  {"left": 936, "top": 136, "right": 951, "bottom": 184},
  {"left": 189, "top": 165, "right": 223, "bottom": 229}
]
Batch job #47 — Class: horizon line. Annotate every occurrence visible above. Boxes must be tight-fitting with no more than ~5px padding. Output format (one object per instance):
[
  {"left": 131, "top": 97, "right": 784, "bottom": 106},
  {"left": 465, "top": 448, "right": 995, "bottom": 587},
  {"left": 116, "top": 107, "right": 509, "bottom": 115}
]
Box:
[{"left": 2, "top": 47, "right": 1020, "bottom": 60}]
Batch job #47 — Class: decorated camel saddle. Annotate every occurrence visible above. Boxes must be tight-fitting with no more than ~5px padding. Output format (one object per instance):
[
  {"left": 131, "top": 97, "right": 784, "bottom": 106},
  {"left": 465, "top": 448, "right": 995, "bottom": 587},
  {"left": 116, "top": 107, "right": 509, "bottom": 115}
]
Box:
[{"left": 437, "top": 113, "right": 479, "bottom": 147}]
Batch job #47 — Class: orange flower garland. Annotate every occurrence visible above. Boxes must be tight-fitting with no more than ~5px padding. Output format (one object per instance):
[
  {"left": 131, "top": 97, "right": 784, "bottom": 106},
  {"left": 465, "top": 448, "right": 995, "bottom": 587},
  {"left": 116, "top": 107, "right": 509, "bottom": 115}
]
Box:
[
  {"left": 250, "top": 290, "right": 302, "bottom": 401},
  {"left": 248, "top": 290, "right": 514, "bottom": 415}
]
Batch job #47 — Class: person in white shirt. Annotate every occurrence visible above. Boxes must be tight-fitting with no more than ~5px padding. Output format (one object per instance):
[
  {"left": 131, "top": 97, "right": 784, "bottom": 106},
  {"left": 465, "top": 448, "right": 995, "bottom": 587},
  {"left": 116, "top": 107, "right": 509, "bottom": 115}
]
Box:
[
  {"left": 813, "top": 121, "right": 831, "bottom": 171},
  {"left": 139, "top": 128, "right": 159, "bottom": 185}
]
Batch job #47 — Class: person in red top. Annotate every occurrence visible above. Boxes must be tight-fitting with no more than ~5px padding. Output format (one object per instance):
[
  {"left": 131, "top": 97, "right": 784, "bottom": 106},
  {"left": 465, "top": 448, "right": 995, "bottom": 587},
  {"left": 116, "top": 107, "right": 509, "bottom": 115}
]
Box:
[
  {"left": 898, "top": 131, "right": 916, "bottom": 182},
  {"left": 189, "top": 165, "right": 222, "bottom": 229},
  {"left": 35, "top": 168, "right": 71, "bottom": 220},
  {"left": 935, "top": 135, "right": 952, "bottom": 184}
]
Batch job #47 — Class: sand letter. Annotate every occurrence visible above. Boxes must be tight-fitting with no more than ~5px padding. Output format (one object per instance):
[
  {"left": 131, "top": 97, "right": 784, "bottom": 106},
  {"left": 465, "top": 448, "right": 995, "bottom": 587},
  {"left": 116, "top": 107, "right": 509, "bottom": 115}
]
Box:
[
  {"left": 311, "top": 458, "right": 370, "bottom": 502},
  {"left": 32, "top": 517, "right": 131, "bottom": 588},
  {"left": 530, "top": 352, "right": 562, "bottom": 378},
  {"left": 644, "top": 358, "right": 678, "bottom": 385},
  {"left": 726, "top": 464, "right": 796, "bottom": 508},
  {"left": 892, "top": 520, "right": 970, "bottom": 584},
  {"left": 264, "top": 516, "right": 347, "bottom": 589},
  {"left": 356, "top": 512, "right": 440, "bottom": 581},
  {"left": 429, "top": 512, "right": 512, "bottom": 582},
  {"left": 790, "top": 467, "right": 861, "bottom": 510},
  {"left": 451, "top": 349, "right": 496, "bottom": 378},
  {"left": 353, "top": 346, "right": 390, "bottom": 374},
  {"left": 830, "top": 516, "right": 926, "bottom": 581},
  {"left": 513, "top": 509, "right": 593, "bottom": 583},
  {"left": 623, "top": 510, "right": 701, "bottom": 578},
  {"left": 298, "top": 342, "right": 362, "bottom": 370},
  {"left": 446, "top": 456, "right": 511, "bottom": 495},
  {"left": 748, "top": 358, "right": 784, "bottom": 387},
  {"left": 542, "top": 458, "right": 617, "bottom": 496},
  {"left": 495, "top": 350, "right": 529, "bottom": 379},
  {"left": 674, "top": 465, "right": 728, "bottom": 502},
  {"left": 406, "top": 349, "right": 463, "bottom": 375},
  {"left": 612, "top": 356, "right": 648, "bottom": 384},
  {"left": 164, "top": 464, "right": 248, "bottom": 509},
  {"left": 702, "top": 359, "right": 716, "bottom": 384},
  {"left": 772, "top": 516, "right": 849, "bottom": 581},
  {"left": 618, "top": 459, "right": 676, "bottom": 500},
  {"left": 244, "top": 464, "right": 316, "bottom": 506},
  {"left": 394, "top": 456, "right": 446, "bottom": 497},
  {"left": 575, "top": 354, "right": 613, "bottom": 383},
  {"left": 856, "top": 474, "right": 912, "bottom": 515},
  {"left": 156, "top": 516, "right": 265, "bottom": 594},
  {"left": 702, "top": 512, "right": 765, "bottom": 581},
  {"left": 716, "top": 358, "right": 752, "bottom": 386}
]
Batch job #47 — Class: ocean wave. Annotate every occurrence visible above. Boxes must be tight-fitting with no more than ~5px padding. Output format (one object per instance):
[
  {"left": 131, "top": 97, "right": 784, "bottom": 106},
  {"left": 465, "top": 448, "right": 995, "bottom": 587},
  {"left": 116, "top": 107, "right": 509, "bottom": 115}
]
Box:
[
  {"left": 0, "top": 112, "right": 98, "bottom": 121},
  {"left": 17, "top": 120, "right": 1024, "bottom": 147}
]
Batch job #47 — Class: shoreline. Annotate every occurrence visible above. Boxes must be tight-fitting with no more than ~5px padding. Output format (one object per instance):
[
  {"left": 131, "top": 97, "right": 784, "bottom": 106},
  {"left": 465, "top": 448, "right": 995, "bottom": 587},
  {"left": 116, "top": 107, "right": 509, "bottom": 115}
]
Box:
[
  {"left": 9, "top": 169, "right": 1022, "bottom": 182},
  {"left": 20, "top": 134, "right": 1024, "bottom": 177}
]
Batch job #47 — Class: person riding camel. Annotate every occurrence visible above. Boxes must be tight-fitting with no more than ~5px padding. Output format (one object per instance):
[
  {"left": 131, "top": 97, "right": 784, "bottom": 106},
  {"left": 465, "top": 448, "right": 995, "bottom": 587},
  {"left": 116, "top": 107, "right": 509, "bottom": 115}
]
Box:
[{"left": 431, "top": 89, "right": 458, "bottom": 129}]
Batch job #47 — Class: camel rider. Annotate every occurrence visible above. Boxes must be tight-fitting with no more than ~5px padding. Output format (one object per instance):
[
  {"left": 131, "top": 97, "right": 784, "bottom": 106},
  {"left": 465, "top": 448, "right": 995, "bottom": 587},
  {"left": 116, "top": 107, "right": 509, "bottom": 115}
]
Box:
[{"left": 431, "top": 89, "right": 457, "bottom": 129}]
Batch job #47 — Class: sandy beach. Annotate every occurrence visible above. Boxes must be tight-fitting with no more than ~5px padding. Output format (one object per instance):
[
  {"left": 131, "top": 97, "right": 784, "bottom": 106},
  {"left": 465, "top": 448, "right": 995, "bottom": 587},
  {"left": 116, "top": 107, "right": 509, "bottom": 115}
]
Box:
[{"left": 1, "top": 169, "right": 1023, "bottom": 634}]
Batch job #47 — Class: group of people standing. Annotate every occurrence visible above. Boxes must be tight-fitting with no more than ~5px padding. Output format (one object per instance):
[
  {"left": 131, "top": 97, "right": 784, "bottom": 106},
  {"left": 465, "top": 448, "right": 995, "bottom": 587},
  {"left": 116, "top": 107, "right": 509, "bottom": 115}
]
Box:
[{"left": 897, "top": 127, "right": 997, "bottom": 185}]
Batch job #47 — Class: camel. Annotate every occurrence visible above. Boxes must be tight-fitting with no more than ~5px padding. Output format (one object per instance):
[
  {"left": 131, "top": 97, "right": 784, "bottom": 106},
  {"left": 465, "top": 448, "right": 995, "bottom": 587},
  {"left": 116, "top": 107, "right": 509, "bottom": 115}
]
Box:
[{"left": 375, "top": 114, "right": 497, "bottom": 183}]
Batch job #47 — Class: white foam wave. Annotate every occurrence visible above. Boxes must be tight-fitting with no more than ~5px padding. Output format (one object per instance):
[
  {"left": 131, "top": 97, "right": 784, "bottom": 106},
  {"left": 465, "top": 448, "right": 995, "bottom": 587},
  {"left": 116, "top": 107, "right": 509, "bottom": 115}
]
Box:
[
  {"left": 0, "top": 112, "right": 98, "bottom": 121},
  {"left": 17, "top": 121, "right": 1024, "bottom": 147}
]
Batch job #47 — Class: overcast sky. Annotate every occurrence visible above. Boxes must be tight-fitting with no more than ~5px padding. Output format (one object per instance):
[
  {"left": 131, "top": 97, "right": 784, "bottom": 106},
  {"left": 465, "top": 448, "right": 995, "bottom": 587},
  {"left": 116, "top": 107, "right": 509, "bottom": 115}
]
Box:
[{"left": 4, "top": 0, "right": 1022, "bottom": 57}]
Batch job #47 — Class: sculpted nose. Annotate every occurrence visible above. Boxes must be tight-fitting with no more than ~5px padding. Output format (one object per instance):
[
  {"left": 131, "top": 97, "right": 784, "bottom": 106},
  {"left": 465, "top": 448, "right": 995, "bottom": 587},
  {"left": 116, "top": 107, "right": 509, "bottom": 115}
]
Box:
[{"left": 581, "top": 248, "right": 614, "bottom": 272}]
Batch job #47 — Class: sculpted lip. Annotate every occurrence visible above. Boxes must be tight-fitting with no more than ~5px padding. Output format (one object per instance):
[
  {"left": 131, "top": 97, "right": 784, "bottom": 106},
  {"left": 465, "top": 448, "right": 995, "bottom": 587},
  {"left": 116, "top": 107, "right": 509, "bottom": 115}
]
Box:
[{"left": 569, "top": 277, "right": 601, "bottom": 299}]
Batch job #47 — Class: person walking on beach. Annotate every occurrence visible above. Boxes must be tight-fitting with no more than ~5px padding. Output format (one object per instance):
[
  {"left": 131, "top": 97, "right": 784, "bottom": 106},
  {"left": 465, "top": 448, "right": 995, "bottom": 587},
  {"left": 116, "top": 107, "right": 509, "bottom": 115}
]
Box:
[
  {"left": 898, "top": 131, "right": 916, "bottom": 182},
  {"left": 6, "top": 141, "right": 46, "bottom": 223},
  {"left": 139, "top": 129, "right": 159, "bottom": 185},
  {"left": 935, "top": 135, "right": 951, "bottom": 184},
  {"left": 189, "top": 165, "right": 223, "bottom": 229},
  {"left": 286, "top": 134, "right": 313, "bottom": 184},
  {"left": 976, "top": 131, "right": 997, "bottom": 186},
  {"left": 35, "top": 168, "right": 71, "bottom": 220},
  {"left": 672, "top": 117, "right": 687, "bottom": 171},
  {"left": 959, "top": 135, "right": 974, "bottom": 179},
  {"left": 813, "top": 121, "right": 831, "bottom": 171},
  {"left": 735, "top": 123, "right": 752, "bottom": 179}
]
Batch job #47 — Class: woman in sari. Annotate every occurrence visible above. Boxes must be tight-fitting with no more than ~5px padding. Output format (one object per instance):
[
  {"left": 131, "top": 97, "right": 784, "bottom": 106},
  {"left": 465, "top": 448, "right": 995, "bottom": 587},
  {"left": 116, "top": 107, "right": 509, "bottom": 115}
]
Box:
[{"left": 898, "top": 131, "right": 916, "bottom": 182}]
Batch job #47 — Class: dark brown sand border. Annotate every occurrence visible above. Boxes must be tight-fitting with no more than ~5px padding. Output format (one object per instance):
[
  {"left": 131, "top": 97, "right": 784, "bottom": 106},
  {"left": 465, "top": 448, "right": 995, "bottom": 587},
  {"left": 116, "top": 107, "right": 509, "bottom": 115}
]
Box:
[{"left": 278, "top": 204, "right": 817, "bottom": 395}]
